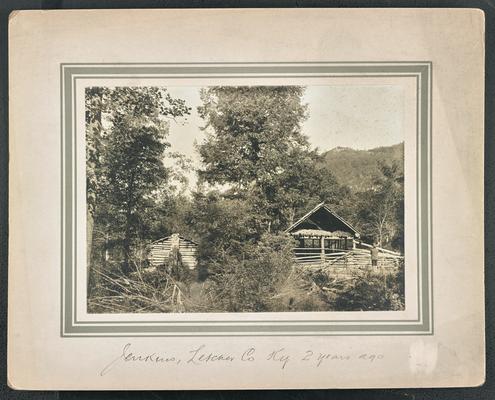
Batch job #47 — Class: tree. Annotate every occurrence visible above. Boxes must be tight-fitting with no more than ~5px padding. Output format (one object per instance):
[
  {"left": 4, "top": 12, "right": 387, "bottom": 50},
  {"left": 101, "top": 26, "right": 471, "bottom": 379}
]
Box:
[
  {"left": 86, "top": 87, "right": 191, "bottom": 279},
  {"left": 355, "top": 161, "right": 404, "bottom": 249},
  {"left": 259, "top": 148, "right": 353, "bottom": 229},
  {"left": 86, "top": 87, "right": 109, "bottom": 287},
  {"left": 197, "top": 86, "right": 308, "bottom": 187},
  {"left": 86, "top": 87, "right": 191, "bottom": 217},
  {"left": 187, "top": 190, "right": 261, "bottom": 263},
  {"left": 197, "top": 86, "right": 346, "bottom": 232},
  {"left": 101, "top": 114, "right": 169, "bottom": 272}
]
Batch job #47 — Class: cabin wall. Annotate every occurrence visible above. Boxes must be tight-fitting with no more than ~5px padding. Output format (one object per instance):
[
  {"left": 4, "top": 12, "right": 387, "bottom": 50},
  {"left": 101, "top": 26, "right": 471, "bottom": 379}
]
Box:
[
  {"left": 149, "top": 238, "right": 197, "bottom": 269},
  {"left": 292, "top": 236, "right": 354, "bottom": 264}
]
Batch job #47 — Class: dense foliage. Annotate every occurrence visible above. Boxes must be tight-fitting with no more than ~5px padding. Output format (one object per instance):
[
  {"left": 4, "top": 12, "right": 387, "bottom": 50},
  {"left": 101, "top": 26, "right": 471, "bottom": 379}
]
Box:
[
  {"left": 333, "top": 267, "right": 405, "bottom": 311},
  {"left": 197, "top": 86, "right": 350, "bottom": 232},
  {"left": 86, "top": 87, "right": 190, "bottom": 283}
]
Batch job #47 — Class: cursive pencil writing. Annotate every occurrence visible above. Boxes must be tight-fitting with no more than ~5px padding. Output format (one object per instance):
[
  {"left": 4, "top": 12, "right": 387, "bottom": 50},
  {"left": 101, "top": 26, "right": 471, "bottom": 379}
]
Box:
[{"left": 100, "top": 343, "right": 179, "bottom": 376}]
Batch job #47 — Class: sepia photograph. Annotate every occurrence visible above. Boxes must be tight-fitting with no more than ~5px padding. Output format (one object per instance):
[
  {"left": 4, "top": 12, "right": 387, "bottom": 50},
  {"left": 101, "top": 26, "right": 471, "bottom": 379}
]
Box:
[
  {"left": 7, "top": 8, "right": 486, "bottom": 390},
  {"left": 85, "top": 84, "right": 405, "bottom": 314}
]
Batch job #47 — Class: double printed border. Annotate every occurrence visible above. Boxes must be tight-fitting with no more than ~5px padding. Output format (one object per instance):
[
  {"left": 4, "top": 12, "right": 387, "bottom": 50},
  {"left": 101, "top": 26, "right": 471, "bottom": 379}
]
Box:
[{"left": 61, "top": 62, "right": 432, "bottom": 337}]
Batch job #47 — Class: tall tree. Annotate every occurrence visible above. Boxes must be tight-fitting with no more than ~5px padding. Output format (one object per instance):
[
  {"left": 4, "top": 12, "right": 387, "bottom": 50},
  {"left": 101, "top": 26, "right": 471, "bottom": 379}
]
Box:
[
  {"left": 355, "top": 161, "right": 404, "bottom": 249},
  {"left": 197, "top": 86, "right": 308, "bottom": 188},
  {"left": 86, "top": 87, "right": 110, "bottom": 287},
  {"left": 197, "top": 86, "right": 345, "bottom": 232},
  {"left": 101, "top": 115, "right": 169, "bottom": 272},
  {"left": 86, "top": 87, "right": 190, "bottom": 277}
]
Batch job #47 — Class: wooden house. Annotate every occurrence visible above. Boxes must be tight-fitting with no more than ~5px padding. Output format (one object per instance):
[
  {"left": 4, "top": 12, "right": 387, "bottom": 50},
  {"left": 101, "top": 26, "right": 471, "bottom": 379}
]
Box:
[
  {"left": 149, "top": 233, "right": 198, "bottom": 270},
  {"left": 285, "top": 202, "right": 360, "bottom": 262}
]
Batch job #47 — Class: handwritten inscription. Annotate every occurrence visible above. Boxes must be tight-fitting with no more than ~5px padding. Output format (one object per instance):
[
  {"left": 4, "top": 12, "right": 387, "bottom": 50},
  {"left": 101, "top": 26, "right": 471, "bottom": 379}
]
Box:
[
  {"left": 187, "top": 345, "right": 235, "bottom": 365},
  {"left": 100, "top": 343, "right": 180, "bottom": 376},
  {"left": 100, "top": 343, "right": 384, "bottom": 376}
]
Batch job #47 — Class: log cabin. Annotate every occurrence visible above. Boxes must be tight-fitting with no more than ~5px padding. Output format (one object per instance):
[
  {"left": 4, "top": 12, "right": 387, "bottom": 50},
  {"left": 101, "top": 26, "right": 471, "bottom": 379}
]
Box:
[
  {"left": 284, "top": 202, "right": 360, "bottom": 262},
  {"left": 149, "top": 233, "right": 198, "bottom": 270}
]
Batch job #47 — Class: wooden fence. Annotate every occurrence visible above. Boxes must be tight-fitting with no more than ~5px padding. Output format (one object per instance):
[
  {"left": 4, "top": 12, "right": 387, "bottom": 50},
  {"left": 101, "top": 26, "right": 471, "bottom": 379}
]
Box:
[{"left": 293, "top": 247, "right": 403, "bottom": 277}]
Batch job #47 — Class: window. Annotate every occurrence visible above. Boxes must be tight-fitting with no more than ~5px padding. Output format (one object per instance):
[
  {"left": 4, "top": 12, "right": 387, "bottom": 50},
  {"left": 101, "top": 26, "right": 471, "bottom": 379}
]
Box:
[
  {"left": 303, "top": 238, "right": 321, "bottom": 248},
  {"left": 324, "top": 239, "right": 346, "bottom": 250}
]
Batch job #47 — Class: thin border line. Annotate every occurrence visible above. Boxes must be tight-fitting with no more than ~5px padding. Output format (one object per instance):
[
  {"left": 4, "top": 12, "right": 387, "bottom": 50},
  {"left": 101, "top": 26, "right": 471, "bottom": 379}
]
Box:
[
  {"left": 61, "top": 62, "right": 432, "bottom": 336},
  {"left": 61, "top": 61, "right": 433, "bottom": 65},
  {"left": 63, "top": 64, "right": 429, "bottom": 334},
  {"left": 60, "top": 64, "right": 65, "bottom": 337},
  {"left": 72, "top": 72, "right": 419, "bottom": 324},
  {"left": 64, "top": 63, "right": 430, "bottom": 334}
]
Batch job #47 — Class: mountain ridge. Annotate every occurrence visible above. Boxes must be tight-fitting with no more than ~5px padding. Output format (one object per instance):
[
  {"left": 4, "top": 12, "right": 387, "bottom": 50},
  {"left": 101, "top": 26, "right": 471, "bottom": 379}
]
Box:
[{"left": 321, "top": 142, "right": 404, "bottom": 192}]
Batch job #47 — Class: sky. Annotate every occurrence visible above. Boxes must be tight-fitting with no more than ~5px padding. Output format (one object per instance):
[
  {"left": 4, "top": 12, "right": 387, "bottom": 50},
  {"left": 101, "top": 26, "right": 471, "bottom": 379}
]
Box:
[{"left": 163, "top": 85, "right": 405, "bottom": 188}]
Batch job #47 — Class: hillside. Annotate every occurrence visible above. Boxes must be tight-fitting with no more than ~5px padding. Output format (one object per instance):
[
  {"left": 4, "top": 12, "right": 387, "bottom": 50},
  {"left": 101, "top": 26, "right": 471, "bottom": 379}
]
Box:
[{"left": 321, "top": 142, "right": 404, "bottom": 192}]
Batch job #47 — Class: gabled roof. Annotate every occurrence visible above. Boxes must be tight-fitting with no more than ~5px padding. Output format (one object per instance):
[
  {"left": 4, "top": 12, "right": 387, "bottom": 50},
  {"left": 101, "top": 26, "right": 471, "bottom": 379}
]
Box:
[{"left": 284, "top": 202, "right": 360, "bottom": 237}]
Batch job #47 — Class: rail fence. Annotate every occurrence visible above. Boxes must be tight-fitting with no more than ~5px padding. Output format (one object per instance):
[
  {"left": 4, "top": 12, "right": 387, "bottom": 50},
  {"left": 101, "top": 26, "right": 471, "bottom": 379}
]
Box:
[{"left": 293, "top": 248, "right": 403, "bottom": 278}]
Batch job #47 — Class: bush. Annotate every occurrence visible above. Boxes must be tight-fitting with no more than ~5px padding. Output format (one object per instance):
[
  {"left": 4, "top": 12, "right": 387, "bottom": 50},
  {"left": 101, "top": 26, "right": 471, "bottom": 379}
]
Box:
[
  {"left": 207, "top": 233, "right": 296, "bottom": 312},
  {"left": 333, "top": 268, "right": 405, "bottom": 311},
  {"left": 87, "top": 258, "right": 212, "bottom": 313}
]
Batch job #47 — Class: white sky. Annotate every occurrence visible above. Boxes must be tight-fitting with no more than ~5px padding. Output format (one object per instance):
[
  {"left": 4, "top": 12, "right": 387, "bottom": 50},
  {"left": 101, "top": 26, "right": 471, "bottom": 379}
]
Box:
[{"left": 164, "top": 85, "right": 405, "bottom": 188}]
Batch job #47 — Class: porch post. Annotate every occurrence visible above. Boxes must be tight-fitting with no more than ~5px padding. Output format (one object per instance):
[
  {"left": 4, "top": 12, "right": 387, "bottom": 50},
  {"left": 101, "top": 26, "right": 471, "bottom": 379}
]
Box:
[{"left": 320, "top": 236, "right": 325, "bottom": 261}]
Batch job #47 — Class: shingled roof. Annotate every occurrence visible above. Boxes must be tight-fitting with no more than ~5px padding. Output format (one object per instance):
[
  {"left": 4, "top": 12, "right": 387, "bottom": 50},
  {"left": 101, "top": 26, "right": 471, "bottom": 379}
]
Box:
[{"left": 284, "top": 202, "right": 360, "bottom": 237}]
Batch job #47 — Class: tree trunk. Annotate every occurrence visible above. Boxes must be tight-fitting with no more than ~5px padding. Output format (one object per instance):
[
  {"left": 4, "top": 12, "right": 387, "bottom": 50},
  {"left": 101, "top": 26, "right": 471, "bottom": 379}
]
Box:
[
  {"left": 87, "top": 210, "right": 96, "bottom": 293},
  {"left": 122, "top": 169, "right": 137, "bottom": 275},
  {"left": 86, "top": 90, "right": 104, "bottom": 293},
  {"left": 123, "top": 215, "right": 132, "bottom": 275}
]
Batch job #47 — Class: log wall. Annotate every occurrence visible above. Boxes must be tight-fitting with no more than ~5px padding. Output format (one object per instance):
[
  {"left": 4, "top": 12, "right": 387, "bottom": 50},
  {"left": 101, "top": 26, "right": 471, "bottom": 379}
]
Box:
[{"left": 149, "top": 236, "right": 198, "bottom": 270}]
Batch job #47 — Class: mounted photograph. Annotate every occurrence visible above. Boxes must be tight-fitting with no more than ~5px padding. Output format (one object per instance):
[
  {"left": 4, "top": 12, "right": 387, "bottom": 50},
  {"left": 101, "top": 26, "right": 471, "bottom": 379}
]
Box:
[
  {"left": 9, "top": 8, "right": 486, "bottom": 390},
  {"left": 85, "top": 84, "right": 405, "bottom": 314}
]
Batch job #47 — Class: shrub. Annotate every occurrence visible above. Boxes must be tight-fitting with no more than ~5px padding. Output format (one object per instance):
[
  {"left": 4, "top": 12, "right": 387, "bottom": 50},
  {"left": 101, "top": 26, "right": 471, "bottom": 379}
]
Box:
[
  {"left": 207, "top": 233, "right": 296, "bottom": 312},
  {"left": 333, "top": 268, "right": 405, "bottom": 311},
  {"left": 87, "top": 258, "right": 212, "bottom": 313}
]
